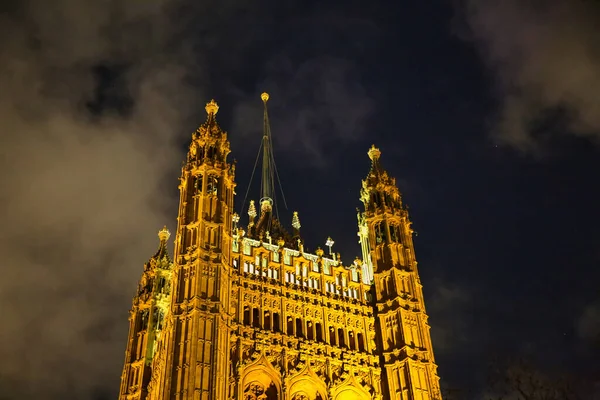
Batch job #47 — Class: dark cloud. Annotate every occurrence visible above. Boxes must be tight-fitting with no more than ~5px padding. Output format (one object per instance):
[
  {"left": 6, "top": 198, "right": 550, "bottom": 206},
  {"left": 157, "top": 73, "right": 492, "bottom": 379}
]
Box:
[
  {"left": 456, "top": 0, "right": 600, "bottom": 152},
  {"left": 0, "top": 0, "right": 199, "bottom": 398}
]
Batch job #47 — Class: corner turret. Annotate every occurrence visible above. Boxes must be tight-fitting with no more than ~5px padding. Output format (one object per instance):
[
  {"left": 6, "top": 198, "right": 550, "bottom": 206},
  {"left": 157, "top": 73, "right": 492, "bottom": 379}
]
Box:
[{"left": 119, "top": 227, "right": 173, "bottom": 399}]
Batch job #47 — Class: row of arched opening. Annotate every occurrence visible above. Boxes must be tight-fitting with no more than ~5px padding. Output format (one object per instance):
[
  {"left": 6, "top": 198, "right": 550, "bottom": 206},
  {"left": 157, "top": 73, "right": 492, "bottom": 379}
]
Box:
[{"left": 242, "top": 307, "right": 366, "bottom": 352}]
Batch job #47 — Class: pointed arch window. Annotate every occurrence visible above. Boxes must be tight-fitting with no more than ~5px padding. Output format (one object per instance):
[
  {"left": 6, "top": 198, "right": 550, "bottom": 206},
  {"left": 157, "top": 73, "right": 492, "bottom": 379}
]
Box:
[
  {"left": 206, "top": 146, "right": 215, "bottom": 159},
  {"left": 207, "top": 174, "right": 218, "bottom": 195},
  {"left": 375, "top": 222, "right": 387, "bottom": 244},
  {"left": 390, "top": 224, "right": 401, "bottom": 243},
  {"left": 372, "top": 192, "right": 382, "bottom": 208}
]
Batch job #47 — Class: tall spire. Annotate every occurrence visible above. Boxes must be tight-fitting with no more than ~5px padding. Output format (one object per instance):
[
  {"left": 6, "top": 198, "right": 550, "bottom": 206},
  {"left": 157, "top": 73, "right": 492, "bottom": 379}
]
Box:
[
  {"left": 260, "top": 92, "right": 274, "bottom": 214},
  {"left": 241, "top": 92, "right": 292, "bottom": 245}
]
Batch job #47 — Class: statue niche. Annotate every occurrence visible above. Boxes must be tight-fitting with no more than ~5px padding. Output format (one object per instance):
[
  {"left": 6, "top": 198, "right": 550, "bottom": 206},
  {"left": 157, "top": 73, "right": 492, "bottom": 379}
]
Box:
[{"left": 243, "top": 382, "right": 278, "bottom": 400}]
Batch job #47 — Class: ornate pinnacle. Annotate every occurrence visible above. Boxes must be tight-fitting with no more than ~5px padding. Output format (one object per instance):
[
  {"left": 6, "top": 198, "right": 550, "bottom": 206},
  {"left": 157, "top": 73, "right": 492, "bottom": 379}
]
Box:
[
  {"left": 261, "top": 92, "right": 269, "bottom": 103},
  {"left": 158, "top": 226, "right": 170, "bottom": 243},
  {"left": 205, "top": 99, "right": 219, "bottom": 115},
  {"left": 325, "top": 237, "right": 335, "bottom": 255},
  {"left": 368, "top": 144, "right": 381, "bottom": 162},
  {"left": 292, "top": 211, "right": 301, "bottom": 230},
  {"left": 248, "top": 200, "right": 257, "bottom": 220}
]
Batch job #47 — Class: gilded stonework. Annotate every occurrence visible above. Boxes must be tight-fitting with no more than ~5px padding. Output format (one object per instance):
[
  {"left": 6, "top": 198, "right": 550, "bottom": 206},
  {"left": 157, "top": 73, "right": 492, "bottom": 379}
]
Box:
[{"left": 118, "top": 98, "right": 442, "bottom": 400}]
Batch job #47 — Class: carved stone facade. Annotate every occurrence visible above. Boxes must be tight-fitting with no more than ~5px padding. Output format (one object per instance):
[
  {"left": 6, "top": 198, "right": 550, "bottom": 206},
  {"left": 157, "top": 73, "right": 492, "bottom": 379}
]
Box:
[{"left": 119, "top": 98, "right": 442, "bottom": 399}]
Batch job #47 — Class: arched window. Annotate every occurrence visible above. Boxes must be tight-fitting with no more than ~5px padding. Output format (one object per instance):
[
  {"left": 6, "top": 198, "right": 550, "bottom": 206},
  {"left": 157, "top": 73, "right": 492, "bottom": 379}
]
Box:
[
  {"left": 296, "top": 318, "right": 303, "bottom": 338},
  {"left": 315, "top": 323, "right": 323, "bottom": 342},
  {"left": 329, "top": 327, "right": 336, "bottom": 345},
  {"left": 357, "top": 332, "right": 365, "bottom": 352},
  {"left": 243, "top": 307, "right": 250, "bottom": 325},
  {"left": 253, "top": 308, "right": 260, "bottom": 328},
  {"left": 375, "top": 222, "right": 387, "bottom": 244},
  {"left": 338, "top": 328, "right": 346, "bottom": 348},
  {"left": 307, "top": 322, "right": 314, "bottom": 341},
  {"left": 263, "top": 311, "right": 271, "bottom": 330},
  {"left": 390, "top": 224, "right": 398, "bottom": 242},
  {"left": 349, "top": 331, "right": 356, "bottom": 350},
  {"left": 207, "top": 174, "right": 218, "bottom": 195},
  {"left": 206, "top": 146, "right": 215, "bottom": 159}
]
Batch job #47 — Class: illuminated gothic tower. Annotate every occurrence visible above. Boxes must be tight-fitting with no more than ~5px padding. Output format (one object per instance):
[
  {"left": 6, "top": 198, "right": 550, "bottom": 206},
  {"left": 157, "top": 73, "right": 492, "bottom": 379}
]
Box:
[
  {"left": 119, "top": 95, "right": 443, "bottom": 400},
  {"left": 359, "top": 145, "right": 442, "bottom": 399},
  {"left": 120, "top": 227, "right": 174, "bottom": 399},
  {"left": 148, "top": 99, "right": 237, "bottom": 400}
]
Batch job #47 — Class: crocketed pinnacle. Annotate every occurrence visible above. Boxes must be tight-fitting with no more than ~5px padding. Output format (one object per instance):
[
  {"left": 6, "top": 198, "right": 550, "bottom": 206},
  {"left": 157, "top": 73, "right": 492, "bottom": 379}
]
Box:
[
  {"left": 368, "top": 144, "right": 381, "bottom": 163},
  {"left": 248, "top": 200, "right": 257, "bottom": 221},
  {"left": 292, "top": 211, "right": 301, "bottom": 230},
  {"left": 152, "top": 226, "right": 172, "bottom": 263},
  {"left": 367, "top": 144, "right": 385, "bottom": 177},
  {"left": 158, "top": 226, "right": 171, "bottom": 243},
  {"left": 205, "top": 99, "right": 219, "bottom": 115}
]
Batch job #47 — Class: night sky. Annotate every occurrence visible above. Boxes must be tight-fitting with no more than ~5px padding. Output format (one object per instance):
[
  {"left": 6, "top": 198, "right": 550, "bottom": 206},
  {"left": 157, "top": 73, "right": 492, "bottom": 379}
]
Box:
[{"left": 1, "top": 0, "right": 599, "bottom": 399}]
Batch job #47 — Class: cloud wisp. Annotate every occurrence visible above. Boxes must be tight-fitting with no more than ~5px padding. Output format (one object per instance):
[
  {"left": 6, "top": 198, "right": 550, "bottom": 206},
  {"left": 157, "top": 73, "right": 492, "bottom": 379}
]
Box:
[{"left": 457, "top": 0, "right": 600, "bottom": 152}]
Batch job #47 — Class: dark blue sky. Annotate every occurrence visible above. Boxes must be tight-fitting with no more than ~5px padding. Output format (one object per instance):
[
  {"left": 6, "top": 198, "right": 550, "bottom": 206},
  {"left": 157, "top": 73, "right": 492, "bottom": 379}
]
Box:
[{"left": 1, "top": 0, "right": 600, "bottom": 398}]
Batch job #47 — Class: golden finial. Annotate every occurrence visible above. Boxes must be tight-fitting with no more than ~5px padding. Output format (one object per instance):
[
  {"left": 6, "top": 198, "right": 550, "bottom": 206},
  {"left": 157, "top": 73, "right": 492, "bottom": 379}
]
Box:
[
  {"left": 261, "top": 92, "right": 269, "bottom": 103},
  {"left": 158, "top": 226, "right": 171, "bottom": 242},
  {"left": 368, "top": 144, "right": 381, "bottom": 162},
  {"left": 205, "top": 99, "right": 219, "bottom": 115}
]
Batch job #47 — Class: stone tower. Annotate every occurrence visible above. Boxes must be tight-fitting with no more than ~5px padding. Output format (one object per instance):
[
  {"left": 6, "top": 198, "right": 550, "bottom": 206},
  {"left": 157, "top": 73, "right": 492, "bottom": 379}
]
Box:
[
  {"left": 120, "top": 227, "right": 174, "bottom": 399},
  {"left": 118, "top": 96, "right": 442, "bottom": 400},
  {"left": 147, "top": 99, "right": 237, "bottom": 400},
  {"left": 359, "top": 145, "right": 442, "bottom": 399}
]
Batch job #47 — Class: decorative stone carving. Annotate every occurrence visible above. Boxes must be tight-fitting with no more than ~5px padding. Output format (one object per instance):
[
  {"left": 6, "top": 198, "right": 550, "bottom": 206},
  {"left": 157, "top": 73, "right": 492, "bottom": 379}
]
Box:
[
  {"left": 243, "top": 382, "right": 278, "bottom": 400},
  {"left": 291, "top": 393, "right": 309, "bottom": 400}
]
